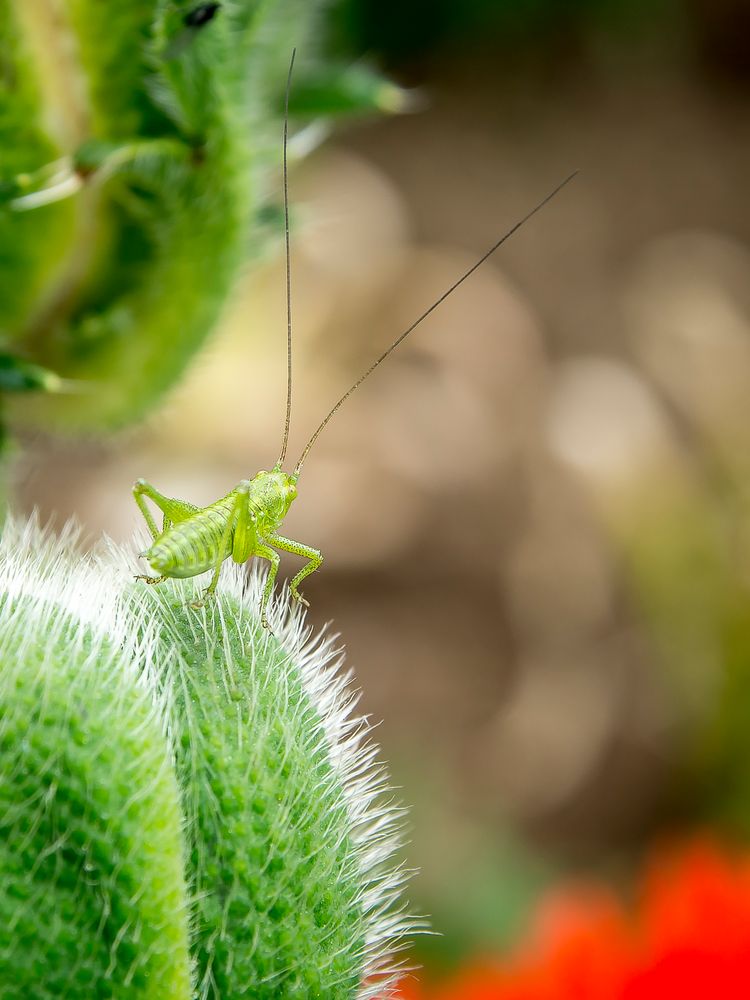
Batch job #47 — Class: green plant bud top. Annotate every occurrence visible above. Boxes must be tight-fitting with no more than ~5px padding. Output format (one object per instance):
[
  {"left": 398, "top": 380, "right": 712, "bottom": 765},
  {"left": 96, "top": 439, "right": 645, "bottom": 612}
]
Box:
[{"left": 0, "top": 514, "right": 418, "bottom": 998}]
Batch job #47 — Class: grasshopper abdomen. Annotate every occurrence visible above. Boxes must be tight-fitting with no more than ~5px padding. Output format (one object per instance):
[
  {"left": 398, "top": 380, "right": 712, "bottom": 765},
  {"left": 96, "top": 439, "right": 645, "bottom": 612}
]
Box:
[{"left": 146, "top": 497, "right": 235, "bottom": 578}]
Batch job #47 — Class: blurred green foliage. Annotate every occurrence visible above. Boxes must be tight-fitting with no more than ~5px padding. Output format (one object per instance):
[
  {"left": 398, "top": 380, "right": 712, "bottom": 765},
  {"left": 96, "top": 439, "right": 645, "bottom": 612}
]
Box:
[
  {"left": 601, "top": 453, "right": 750, "bottom": 839},
  {"left": 2, "top": 0, "right": 318, "bottom": 433},
  {"left": 327, "top": 0, "right": 688, "bottom": 66},
  {"left": 0, "top": 0, "right": 401, "bottom": 443}
]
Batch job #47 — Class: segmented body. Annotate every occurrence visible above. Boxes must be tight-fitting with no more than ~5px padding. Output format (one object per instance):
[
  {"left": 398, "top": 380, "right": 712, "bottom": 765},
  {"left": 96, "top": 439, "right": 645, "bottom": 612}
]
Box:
[{"left": 146, "top": 495, "right": 239, "bottom": 578}]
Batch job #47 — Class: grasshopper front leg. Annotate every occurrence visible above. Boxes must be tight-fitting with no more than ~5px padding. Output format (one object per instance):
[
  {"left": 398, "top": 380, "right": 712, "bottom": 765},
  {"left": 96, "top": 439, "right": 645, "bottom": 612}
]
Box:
[
  {"left": 255, "top": 544, "right": 281, "bottom": 630},
  {"left": 270, "top": 534, "right": 323, "bottom": 608}
]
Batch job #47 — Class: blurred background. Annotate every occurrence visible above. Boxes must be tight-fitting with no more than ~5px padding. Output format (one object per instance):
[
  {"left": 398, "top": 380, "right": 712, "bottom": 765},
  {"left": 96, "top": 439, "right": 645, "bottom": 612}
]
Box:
[{"left": 10, "top": 0, "right": 750, "bottom": 988}]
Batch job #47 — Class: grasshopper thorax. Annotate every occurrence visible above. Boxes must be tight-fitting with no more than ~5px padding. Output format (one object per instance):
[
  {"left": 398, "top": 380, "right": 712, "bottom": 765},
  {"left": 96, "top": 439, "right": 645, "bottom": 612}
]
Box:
[{"left": 250, "top": 468, "right": 298, "bottom": 526}]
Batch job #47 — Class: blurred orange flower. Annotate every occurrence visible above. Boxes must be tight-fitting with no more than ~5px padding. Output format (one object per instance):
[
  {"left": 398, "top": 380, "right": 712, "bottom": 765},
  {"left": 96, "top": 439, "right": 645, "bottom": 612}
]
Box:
[{"left": 395, "top": 840, "right": 750, "bottom": 999}]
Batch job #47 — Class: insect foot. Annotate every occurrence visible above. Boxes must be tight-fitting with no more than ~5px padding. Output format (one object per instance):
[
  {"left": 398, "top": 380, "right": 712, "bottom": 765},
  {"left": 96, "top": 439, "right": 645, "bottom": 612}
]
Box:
[
  {"left": 261, "top": 614, "right": 273, "bottom": 632},
  {"left": 190, "top": 591, "right": 211, "bottom": 610},
  {"left": 134, "top": 573, "right": 167, "bottom": 585},
  {"left": 292, "top": 591, "right": 310, "bottom": 608}
]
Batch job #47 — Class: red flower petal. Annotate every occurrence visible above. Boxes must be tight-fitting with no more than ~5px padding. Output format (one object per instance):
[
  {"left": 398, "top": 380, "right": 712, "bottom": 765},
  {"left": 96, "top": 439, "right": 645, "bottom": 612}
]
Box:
[
  {"left": 624, "top": 840, "right": 750, "bottom": 999},
  {"left": 405, "top": 840, "right": 750, "bottom": 1000}
]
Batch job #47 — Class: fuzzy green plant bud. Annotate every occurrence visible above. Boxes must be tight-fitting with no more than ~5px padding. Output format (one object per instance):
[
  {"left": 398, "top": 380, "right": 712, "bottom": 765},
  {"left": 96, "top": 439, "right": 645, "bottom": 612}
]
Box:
[
  {"left": 1, "top": 2, "right": 402, "bottom": 441},
  {"left": 0, "top": 524, "right": 191, "bottom": 997},
  {"left": 1, "top": 0, "right": 322, "bottom": 433},
  {"left": 0, "top": 515, "right": 416, "bottom": 998}
]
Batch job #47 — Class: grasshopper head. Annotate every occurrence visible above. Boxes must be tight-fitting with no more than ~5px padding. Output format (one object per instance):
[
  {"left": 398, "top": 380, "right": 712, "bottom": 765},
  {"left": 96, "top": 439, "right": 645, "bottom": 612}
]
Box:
[{"left": 252, "top": 469, "right": 298, "bottom": 524}]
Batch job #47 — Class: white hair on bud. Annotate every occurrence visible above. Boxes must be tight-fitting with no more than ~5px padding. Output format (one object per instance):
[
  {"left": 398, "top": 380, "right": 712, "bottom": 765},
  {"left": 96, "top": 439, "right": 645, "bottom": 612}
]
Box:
[{"left": 1, "top": 513, "right": 421, "bottom": 996}]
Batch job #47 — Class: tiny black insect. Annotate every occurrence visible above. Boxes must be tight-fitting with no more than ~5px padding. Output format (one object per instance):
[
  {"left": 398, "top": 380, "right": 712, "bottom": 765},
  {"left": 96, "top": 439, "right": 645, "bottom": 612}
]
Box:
[{"left": 184, "top": 3, "right": 221, "bottom": 28}]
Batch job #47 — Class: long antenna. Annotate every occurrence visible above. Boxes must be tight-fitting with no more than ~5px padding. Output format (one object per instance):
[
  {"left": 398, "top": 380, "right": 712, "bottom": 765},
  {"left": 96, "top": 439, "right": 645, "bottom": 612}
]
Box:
[
  {"left": 293, "top": 170, "right": 578, "bottom": 477},
  {"left": 276, "top": 48, "right": 296, "bottom": 468}
]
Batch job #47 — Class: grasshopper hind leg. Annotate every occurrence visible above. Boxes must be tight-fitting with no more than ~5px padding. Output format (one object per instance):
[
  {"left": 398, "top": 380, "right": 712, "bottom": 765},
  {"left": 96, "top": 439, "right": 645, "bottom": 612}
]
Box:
[
  {"left": 132, "top": 479, "right": 202, "bottom": 595},
  {"left": 132, "top": 479, "right": 199, "bottom": 539}
]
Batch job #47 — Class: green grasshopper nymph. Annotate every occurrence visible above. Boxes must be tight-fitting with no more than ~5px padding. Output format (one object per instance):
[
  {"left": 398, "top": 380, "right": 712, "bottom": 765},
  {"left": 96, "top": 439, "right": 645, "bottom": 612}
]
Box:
[{"left": 133, "top": 51, "right": 577, "bottom": 629}]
